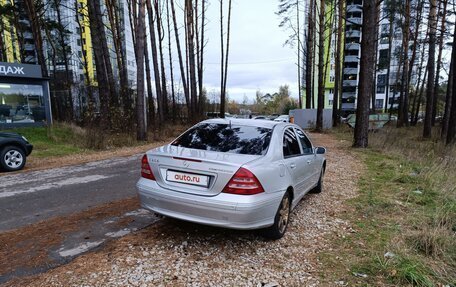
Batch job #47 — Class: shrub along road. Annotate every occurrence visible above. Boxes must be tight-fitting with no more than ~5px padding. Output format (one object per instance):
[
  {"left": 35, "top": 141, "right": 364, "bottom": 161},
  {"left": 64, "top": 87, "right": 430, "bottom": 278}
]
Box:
[{"left": 1, "top": 132, "right": 366, "bottom": 286}]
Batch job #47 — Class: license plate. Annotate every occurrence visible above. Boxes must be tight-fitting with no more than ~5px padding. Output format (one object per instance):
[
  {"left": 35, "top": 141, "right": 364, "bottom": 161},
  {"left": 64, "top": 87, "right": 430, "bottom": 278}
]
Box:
[{"left": 166, "top": 170, "right": 209, "bottom": 187}]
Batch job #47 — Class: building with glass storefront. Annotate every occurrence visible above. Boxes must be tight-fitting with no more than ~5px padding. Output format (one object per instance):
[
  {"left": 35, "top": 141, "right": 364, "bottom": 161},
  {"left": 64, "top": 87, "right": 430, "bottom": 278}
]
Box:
[
  {"left": 1, "top": 0, "right": 136, "bottom": 117},
  {"left": 0, "top": 62, "right": 52, "bottom": 129}
]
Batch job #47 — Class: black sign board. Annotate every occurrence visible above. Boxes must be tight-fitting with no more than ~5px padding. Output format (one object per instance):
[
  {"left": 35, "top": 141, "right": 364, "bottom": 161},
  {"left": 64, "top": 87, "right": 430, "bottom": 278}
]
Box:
[{"left": 0, "top": 62, "right": 43, "bottom": 79}]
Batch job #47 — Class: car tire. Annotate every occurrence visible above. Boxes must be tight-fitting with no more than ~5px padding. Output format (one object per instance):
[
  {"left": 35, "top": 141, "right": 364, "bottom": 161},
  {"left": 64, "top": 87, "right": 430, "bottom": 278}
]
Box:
[
  {"left": 311, "top": 167, "right": 324, "bottom": 194},
  {"left": 263, "top": 191, "right": 291, "bottom": 240},
  {"left": 0, "top": 146, "right": 26, "bottom": 172}
]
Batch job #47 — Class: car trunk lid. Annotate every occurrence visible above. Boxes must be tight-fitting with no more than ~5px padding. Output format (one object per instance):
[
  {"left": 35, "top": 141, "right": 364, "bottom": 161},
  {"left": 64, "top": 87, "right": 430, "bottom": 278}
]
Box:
[{"left": 146, "top": 145, "right": 260, "bottom": 196}]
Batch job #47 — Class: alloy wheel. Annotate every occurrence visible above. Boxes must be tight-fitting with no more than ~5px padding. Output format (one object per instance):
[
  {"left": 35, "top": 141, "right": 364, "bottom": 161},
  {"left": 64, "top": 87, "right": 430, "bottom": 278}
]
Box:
[
  {"left": 4, "top": 149, "right": 23, "bottom": 169},
  {"left": 278, "top": 195, "right": 290, "bottom": 234}
]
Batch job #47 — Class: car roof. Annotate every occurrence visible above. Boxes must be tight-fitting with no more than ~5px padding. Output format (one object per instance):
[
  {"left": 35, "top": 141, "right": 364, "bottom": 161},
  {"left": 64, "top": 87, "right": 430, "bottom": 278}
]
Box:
[{"left": 201, "top": 118, "right": 285, "bottom": 129}]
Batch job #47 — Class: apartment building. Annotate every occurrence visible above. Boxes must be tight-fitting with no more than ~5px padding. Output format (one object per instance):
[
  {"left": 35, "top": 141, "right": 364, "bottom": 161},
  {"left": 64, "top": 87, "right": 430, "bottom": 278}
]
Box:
[
  {"left": 0, "top": 0, "right": 136, "bottom": 113},
  {"left": 303, "top": 0, "right": 419, "bottom": 116}
]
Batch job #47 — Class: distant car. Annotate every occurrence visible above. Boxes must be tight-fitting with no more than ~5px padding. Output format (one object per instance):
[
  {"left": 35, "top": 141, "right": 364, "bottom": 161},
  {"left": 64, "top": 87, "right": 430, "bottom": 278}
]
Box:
[
  {"left": 274, "top": 115, "right": 290, "bottom": 122},
  {"left": 253, "top": 116, "right": 267, "bottom": 120},
  {"left": 137, "top": 119, "right": 326, "bottom": 239},
  {"left": 206, "top": 112, "right": 233, "bottom": 119},
  {"left": 0, "top": 132, "right": 33, "bottom": 172},
  {"left": 268, "top": 114, "right": 280, "bottom": 120}
]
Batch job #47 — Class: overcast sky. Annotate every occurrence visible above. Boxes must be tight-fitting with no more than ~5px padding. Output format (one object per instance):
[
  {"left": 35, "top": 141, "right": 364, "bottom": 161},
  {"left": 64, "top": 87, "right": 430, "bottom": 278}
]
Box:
[{"left": 201, "top": 0, "right": 299, "bottom": 104}]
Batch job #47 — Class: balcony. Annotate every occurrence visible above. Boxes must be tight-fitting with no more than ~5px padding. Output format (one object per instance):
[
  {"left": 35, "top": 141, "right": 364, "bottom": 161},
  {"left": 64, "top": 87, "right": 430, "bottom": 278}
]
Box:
[
  {"left": 345, "top": 43, "right": 360, "bottom": 50},
  {"left": 24, "top": 44, "right": 35, "bottom": 51},
  {"left": 347, "top": 4, "right": 362, "bottom": 13},
  {"left": 343, "top": 80, "right": 358, "bottom": 87},
  {"left": 347, "top": 17, "right": 362, "bottom": 25},
  {"left": 23, "top": 32, "right": 33, "bottom": 39},
  {"left": 342, "top": 92, "right": 357, "bottom": 99},
  {"left": 346, "top": 30, "right": 361, "bottom": 38},
  {"left": 341, "top": 103, "right": 356, "bottom": 110},
  {"left": 24, "top": 55, "right": 36, "bottom": 63},
  {"left": 344, "top": 68, "right": 358, "bottom": 75},
  {"left": 344, "top": 55, "right": 359, "bottom": 62}
]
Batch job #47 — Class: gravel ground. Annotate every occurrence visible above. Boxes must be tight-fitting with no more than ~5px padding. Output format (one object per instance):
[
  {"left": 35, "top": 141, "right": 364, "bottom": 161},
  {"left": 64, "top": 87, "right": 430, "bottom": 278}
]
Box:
[{"left": 9, "top": 132, "right": 363, "bottom": 287}]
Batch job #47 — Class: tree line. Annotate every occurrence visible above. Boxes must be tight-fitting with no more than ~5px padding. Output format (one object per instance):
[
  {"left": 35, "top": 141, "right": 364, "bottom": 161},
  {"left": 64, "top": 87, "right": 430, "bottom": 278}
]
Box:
[
  {"left": 0, "top": 0, "right": 233, "bottom": 140},
  {"left": 278, "top": 0, "right": 456, "bottom": 146}
]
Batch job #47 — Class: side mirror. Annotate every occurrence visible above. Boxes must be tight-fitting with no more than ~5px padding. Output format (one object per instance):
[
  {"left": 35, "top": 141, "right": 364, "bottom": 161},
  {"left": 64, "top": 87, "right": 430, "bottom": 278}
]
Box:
[{"left": 315, "top": 147, "right": 326, "bottom": 154}]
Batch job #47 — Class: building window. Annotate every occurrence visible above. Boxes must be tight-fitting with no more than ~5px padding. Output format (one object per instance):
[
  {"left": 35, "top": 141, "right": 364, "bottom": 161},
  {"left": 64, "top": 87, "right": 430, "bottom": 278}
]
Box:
[
  {"left": 329, "top": 89, "right": 334, "bottom": 94},
  {"left": 77, "top": 39, "right": 81, "bottom": 46},
  {"left": 330, "top": 76, "right": 335, "bottom": 82},
  {"left": 378, "top": 49, "right": 389, "bottom": 69},
  {"left": 375, "top": 99, "right": 384, "bottom": 109},
  {"left": 0, "top": 83, "right": 46, "bottom": 124},
  {"left": 377, "top": 74, "right": 387, "bottom": 85},
  {"left": 329, "top": 100, "right": 333, "bottom": 106},
  {"left": 377, "top": 85, "right": 386, "bottom": 94}
]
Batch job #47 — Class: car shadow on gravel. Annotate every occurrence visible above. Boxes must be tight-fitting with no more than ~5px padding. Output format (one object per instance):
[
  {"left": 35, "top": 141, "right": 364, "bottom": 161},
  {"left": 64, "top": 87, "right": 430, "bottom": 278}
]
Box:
[{"left": 139, "top": 192, "right": 319, "bottom": 244}]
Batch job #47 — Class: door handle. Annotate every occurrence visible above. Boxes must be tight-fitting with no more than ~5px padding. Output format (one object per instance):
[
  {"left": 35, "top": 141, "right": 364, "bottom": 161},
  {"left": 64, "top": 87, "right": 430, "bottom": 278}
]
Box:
[{"left": 290, "top": 163, "right": 296, "bottom": 169}]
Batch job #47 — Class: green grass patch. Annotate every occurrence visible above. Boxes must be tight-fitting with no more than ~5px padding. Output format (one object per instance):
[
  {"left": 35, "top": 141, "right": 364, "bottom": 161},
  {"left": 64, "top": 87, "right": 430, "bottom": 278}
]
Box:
[
  {"left": 319, "top": 126, "right": 456, "bottom": 286},
  {"left": 1, "top": 124, "right": 86, "bottom": 157}
]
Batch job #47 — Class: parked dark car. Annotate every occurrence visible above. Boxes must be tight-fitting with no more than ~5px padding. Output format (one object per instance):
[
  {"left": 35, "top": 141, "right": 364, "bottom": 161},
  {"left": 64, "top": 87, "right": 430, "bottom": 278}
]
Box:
[{"left": 0, "top": 132, "right": 33, "bottom": 171}]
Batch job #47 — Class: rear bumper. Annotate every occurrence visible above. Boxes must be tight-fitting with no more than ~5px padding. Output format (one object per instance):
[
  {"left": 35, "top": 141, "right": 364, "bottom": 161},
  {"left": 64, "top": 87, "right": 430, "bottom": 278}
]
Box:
[{"left": 136, "top": 178, "right": 284, "bottom": 230}]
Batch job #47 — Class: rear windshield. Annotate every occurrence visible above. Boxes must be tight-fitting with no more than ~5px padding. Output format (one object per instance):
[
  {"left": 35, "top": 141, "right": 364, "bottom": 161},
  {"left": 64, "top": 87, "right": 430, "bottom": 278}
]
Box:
[{"left": 171, "top": 123, "right": 272, "bottom": 155}]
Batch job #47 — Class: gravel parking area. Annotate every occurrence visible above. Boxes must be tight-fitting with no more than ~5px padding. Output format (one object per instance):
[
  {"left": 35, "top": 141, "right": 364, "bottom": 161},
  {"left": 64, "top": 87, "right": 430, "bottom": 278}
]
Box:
[{"left": 8, "top": 133, "right": 363, "bottom": 287}]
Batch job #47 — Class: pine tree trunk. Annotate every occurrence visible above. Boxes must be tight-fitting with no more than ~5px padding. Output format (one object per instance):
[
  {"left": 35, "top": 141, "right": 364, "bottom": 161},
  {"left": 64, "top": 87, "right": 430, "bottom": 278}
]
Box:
[
  {"left": 197, "top": 0, "right": 206, "bottom": 116},
  {"left": 315, "top": 0, "right": 326, "bottom": 132},
  {"left": 146, "top": 0, "right": 164, "bottom": 123},
  {"left": 432, "top": 0, "right": 447, "bottom": 126},
  {"left": 332, "top": 0, "right": 343, "bottom": 127},
  {"left": 446, "top": 27, "right": 456, "bottom": 144},
  {"left": 23, "top": 0, "right": 48, "bottom": 77},
  {"left": 55, "top": 1, "right": 74, "bottom": 121},
  {"left": 222, "top": 0, "right": 232, "bottom": 118},
  {"left": 166, "top": 0, "right": 176, "bottom": 123},
  {"left": 423, "top": 0, "right": 437, "bottom": 138},
  {"left": 397, "top": 0, "right": 410, "bottom": 127},
  {"left": 441, "top": 27, "right": 454, "bottom": 140},
  {"left": 353, "top": 0, "right": 377, "bottom": 148},
  {"left": 154, "top": 0, "right": 169, "bottom": 120},
  {"left": 170, "top": 0, "right": 190, "bottom": 112},
  {"left": 136, "top": 0, "right": 147, "bottom": 141},
  {"left": 87, "top": 0, "right": 111, "bottom": 129},
  {"left": 383, "top": 15, "right": 394, "bottom": 113},
  {"left": 305, "top": 0, "right": 315, "bottom": 109},
  {"left": 144, "top": 35, "right": 155, "bottom": 130},
  {"left": 186, "top": 0, "right": 198, "bottom": 121}
]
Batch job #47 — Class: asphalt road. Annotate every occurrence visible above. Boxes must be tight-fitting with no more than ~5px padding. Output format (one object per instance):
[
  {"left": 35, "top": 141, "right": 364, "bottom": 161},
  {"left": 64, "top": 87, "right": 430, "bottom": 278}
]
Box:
[
  {"left": 0, "top": 155, "right": 142, "bottom": 232},
  {"left": 0, "top": 154, "right": 164, "bottom": 284}
]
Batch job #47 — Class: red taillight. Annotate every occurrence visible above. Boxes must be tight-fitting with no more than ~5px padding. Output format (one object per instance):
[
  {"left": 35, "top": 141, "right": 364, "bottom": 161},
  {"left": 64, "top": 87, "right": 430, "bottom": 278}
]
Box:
[
  {"left": 222, "top": 167, "right": 264, "bottom": 195},
  {"left": 141, "top": 154, "right": 155, "bottom": 180}
]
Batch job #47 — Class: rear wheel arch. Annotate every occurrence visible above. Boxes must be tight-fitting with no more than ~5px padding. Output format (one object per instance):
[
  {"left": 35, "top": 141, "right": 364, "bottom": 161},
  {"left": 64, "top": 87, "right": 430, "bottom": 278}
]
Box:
[
  {"left": 1, "top": 141, "right": 26, "bottom": 154},
  {"left": 286, "top": 186, "right": 294, "bottom": 203}
]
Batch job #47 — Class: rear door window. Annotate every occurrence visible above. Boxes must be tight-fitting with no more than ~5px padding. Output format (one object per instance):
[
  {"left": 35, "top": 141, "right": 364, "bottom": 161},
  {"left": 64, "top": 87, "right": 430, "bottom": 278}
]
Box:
[
  {"left": 295, "top": 128, "right": 313, "bottom": 154},
  {"left": 283, "top": 127, "right": 301, "bottom": 158},
  {"left": 171, "top": 123, "right": 272, "bottom": 155}
]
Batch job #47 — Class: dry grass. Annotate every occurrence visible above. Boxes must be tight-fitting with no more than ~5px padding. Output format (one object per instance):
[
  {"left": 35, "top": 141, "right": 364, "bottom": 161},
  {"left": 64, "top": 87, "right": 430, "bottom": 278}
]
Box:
[
  {"left": 324, "top": 125, "right": 456, "bottom": 286},
  {"left": 0, "top": 123, "right": 189, "bottom": 174}
]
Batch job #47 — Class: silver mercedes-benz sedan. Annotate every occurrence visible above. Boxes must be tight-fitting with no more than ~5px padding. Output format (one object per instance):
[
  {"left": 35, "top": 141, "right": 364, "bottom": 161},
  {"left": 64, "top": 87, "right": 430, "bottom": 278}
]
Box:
[{"left": 137, "top": 119, "right": 326, "bottom": 239}]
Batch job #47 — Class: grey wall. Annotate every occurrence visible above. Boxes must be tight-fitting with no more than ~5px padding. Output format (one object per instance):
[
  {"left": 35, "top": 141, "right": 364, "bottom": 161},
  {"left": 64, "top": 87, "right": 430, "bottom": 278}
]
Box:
[{"left": 289, "top": 109, "right": 332, "bottom": 129}]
